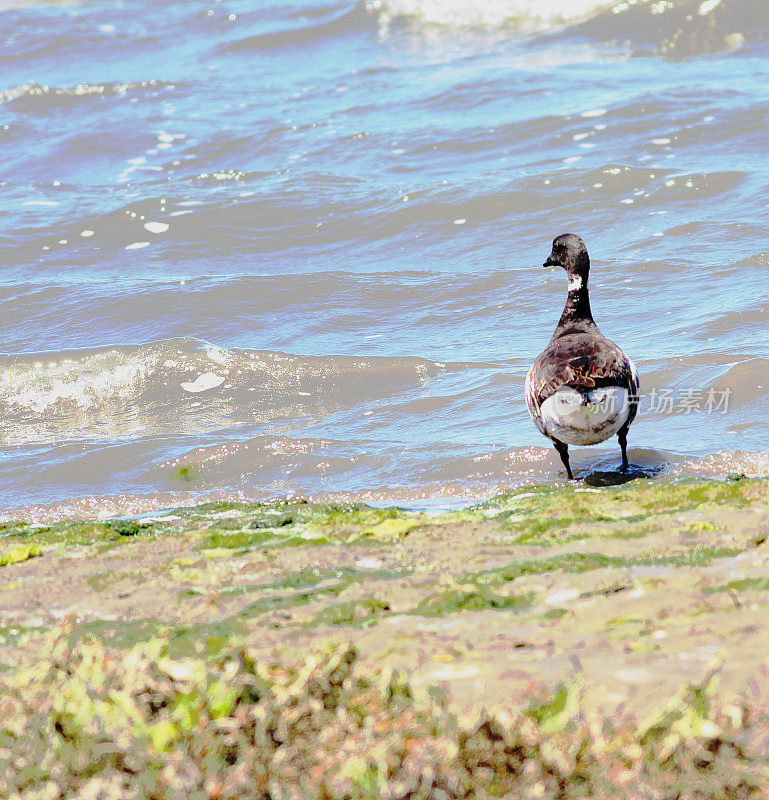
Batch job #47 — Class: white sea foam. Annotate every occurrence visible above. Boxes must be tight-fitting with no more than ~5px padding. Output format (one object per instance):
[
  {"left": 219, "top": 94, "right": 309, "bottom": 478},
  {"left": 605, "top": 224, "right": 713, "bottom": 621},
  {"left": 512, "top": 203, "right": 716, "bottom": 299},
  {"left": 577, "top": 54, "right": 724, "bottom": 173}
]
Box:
[
  {"left": 0, "top": 342, "right": 234, "bottom": 417},
  {"left": 0, "top": 350, "right": 156, "bottom": 414},
  {"left": 368, "top": 0, "right": 628, "bottom": 30},
  {"left": 180, "top": 372, "right": 226, "bottom": 393},
  {"left": 684, "top": 451, "right": 769, "bottom": 478},
  {"left": 143, "top": 221, "right": 169, "bottom": 233}
]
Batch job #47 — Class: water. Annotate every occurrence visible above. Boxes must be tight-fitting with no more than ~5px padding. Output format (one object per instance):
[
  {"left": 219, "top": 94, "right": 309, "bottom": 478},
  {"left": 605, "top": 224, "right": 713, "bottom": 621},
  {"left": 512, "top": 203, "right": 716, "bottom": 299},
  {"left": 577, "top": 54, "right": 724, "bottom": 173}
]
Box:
[{"left": 1, "top": 0, "right": 768, "bottom": 518}]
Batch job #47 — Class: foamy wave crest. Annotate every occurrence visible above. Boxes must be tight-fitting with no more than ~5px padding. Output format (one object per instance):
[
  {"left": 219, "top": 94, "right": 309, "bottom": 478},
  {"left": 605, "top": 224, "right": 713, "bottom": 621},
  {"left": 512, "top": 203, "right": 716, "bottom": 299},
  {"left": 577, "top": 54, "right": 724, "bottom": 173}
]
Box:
[
  {"left": 0, "top": 80, "right": 174, "bottom": 110},
  {"left": 0, "top": 348, "right": 157, "bottom": 414},
  {"left": 365, "top": 0, "right": 764, "bottom": 57},
  {"left": 366, "top": 0, "right": 624, "bottom": 31},
  {"left": 0, "top": 340, "right": 444, "bottom": 445}
]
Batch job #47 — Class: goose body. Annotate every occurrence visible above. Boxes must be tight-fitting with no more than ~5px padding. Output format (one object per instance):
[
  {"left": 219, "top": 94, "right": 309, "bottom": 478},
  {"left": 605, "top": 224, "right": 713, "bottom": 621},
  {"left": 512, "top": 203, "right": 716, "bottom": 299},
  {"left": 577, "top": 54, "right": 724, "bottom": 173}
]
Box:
[{"left": 525, "top": 234, "right": 639, "bottom": 478}]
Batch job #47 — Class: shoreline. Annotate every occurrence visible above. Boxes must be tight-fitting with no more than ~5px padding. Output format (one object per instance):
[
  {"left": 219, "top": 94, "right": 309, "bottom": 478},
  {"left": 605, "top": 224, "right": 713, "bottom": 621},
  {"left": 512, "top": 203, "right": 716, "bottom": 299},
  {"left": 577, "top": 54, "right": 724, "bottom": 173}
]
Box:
[{"left": 3, "top": 443, "right": 769, "bottom": 523}]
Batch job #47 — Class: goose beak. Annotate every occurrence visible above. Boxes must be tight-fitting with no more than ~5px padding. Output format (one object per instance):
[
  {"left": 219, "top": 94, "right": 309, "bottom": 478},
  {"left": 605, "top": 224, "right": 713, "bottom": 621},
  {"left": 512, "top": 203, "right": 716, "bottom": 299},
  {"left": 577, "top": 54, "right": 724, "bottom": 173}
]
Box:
[{"left": 543, "top": 255, "right": 555, "bottom": 267}]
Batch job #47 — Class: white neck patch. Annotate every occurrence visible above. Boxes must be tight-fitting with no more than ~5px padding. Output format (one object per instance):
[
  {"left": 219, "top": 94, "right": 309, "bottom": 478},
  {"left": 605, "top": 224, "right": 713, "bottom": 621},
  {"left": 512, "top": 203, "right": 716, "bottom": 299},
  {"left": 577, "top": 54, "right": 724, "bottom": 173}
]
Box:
[{"left": 568, "top": 274, "right": 583, "bottom": 292}]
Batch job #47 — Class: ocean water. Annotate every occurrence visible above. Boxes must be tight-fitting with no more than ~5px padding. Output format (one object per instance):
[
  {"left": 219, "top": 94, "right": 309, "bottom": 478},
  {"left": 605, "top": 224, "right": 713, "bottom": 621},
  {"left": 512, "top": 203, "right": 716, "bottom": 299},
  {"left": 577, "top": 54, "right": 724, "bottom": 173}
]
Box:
[{"left": 1, "top": 0, "right": 768, "bottom": 518}]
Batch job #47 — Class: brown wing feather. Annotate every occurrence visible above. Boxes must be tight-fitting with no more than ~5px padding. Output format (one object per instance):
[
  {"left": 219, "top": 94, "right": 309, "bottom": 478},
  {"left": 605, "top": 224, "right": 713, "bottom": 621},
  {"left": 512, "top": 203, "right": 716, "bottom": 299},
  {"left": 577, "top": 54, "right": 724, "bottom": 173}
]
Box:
[{"left": 526, "top": 333, "right": 638, "bottom": 414}]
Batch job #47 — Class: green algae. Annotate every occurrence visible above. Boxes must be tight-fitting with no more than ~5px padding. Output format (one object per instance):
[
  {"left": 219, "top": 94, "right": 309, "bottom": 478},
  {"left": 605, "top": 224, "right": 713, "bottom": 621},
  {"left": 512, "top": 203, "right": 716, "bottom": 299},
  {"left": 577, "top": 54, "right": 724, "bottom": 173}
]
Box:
[
  {"left": 238, "top": 585, "right": 348, "bottom": 619},
  {"left": 196, "top": 526, "right": 320, "bottom": 555},
  {"left": 72, "top": 499, "right": 430, "bottom": 556},
  {"left": 541, "top": 607, "right": 572, "bottom": 620},
  {"left": 0, "top": 478, "right": 764, "bottom": 668},
  {"left": 486, "top": 478, "right": 769, "bottom": 545},
  {"left": 524, "top": 683, "right": 576, "bottom": 732},
  {"left": 169, "top": 498, "right": 427, "bottom": 544},
  {"left": 75, "top": 617, "right": 166, "bottom": 649},
  {"left": 8, "top": 519, "right": 162, "bottom": 549},
  {"left": 0, "top": 542, "right": 42, "bottom": 567},
  {"left": 634, "top": 480, "right": 753, "bottom": 512},
  {"left": 262, "top": 566, "right": 358, "bottom": 590},
  {"left": 80, "top": 563, "right": 416, "bottom": 652},
  {"left": 87, "top": 568, "right": 148, "bottom": 592},
  {"left": 176, "top": 499, "right": 262, "bottom": 516},
  {"left": 1, "top": 478, "right": 765, "bottom": 555},
  {"left": 415, "top": 586, "right": 537, "bottom": 616},
  {"left": 0, "top": 521, "right": 38, "bottom": 538},
  {"left": 258, "top": 566, "right": 410, "bottom": 592},
  {"left": 464, "top": 546, "right": 742, "bottom": 592},
  {"left": 469, "top": 553, "right": 619, "bottom": 587},
  {"left": 237, "top": 567, "right": 411, "bottom": 622},
  {"left": 172, "top": 464, "right": 201, "bottom": 482},
  {"left": 103, "top": 519, "right": 152, "bottom": 536},
  {"left": 704, "top": 577, "right": 769, "bottom": 594},
  {"left": 310, "top": 598, "right": 391, "bottom": 627},
  {"left": 177, "top": 567, "right": 411, "bottom": 610},
  {"left": 607, "top": 522, "right": 659, "bottom": 539},
  {"left": 580, "top": 579, "right": 635, "bottom": 598},
  {"left": 359, "top": 516, "right": 422, "bottom": 539},
  {"left": 250, "top": 512, "right": 294, "bottom": 528},
  {"left": 0, "top": 622, "right": 48, "bottom": 649},
  {"left": 60, "top": 520, "right": 147, "bottom": 545},
  {"left": 637, "top": 546, "right": 742, "bottom": 568},
  {"left": 6, "top": 498, "right": 417, "bottom": 557},
  {"left": 303, "top": 504, "right": 425, "bottom": 542},
  {"left": 162, "top": 621, "right": 252, "bottom": 658},
  {"left": 7, "top": 628, "right": 763, "bottom": 800},
  {"left": 75, "top": 618, "right": 251, "bottom": 657}
]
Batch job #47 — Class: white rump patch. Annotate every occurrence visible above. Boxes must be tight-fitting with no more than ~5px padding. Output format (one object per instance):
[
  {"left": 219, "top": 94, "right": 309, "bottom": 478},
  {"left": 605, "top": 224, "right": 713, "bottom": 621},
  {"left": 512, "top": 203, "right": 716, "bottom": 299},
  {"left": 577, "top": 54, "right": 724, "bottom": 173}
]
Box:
[{"left": 540, "top": 385, "right": 630, "bottom": 445}]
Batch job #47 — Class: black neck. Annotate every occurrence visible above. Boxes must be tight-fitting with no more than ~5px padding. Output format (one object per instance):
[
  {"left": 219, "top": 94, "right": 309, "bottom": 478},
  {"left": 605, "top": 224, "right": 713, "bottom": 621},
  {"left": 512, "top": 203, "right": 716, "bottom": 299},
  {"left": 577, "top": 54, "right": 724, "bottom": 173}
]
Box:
[{"left": 556, "top": 278, "right": 595, "bottom": 331}]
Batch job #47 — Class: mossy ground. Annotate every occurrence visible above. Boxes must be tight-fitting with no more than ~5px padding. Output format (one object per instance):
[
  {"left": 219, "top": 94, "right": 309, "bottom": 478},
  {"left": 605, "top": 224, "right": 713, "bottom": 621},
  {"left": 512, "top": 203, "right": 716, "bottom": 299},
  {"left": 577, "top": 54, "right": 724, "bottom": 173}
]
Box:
[{"left": 1, "top": 477, "right": 769, "bottom": 797}]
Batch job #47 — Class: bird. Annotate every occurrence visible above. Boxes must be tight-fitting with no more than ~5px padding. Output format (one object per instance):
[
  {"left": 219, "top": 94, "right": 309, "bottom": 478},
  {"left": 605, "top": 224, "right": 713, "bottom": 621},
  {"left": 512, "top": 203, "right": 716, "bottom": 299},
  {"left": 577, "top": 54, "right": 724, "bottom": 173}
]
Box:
[{"left": 525, "top": 233, "right": 639, "bottom": 479}]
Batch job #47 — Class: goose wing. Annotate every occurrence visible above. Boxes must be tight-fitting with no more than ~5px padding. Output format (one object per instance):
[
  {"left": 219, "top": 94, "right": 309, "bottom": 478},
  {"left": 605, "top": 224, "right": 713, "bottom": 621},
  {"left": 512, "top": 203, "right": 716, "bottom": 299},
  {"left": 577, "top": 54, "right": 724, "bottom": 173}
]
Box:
[{"left": 526, "top": 333, "right": 639, "bottom": 419}]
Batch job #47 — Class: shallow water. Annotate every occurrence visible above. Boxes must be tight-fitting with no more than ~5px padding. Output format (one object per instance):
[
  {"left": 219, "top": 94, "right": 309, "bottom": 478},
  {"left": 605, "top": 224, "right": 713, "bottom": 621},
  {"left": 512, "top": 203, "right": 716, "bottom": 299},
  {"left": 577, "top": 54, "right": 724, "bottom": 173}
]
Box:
[{"left": 1, "top": 0, "right": 768, "bottom": 517}]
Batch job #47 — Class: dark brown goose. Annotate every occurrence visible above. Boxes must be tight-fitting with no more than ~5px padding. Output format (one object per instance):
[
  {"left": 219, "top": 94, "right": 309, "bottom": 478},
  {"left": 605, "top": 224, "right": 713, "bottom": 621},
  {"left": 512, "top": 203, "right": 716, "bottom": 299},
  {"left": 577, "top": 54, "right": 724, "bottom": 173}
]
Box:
[{"left": 525, "top": 233, "right": 639, "bottom": 479}]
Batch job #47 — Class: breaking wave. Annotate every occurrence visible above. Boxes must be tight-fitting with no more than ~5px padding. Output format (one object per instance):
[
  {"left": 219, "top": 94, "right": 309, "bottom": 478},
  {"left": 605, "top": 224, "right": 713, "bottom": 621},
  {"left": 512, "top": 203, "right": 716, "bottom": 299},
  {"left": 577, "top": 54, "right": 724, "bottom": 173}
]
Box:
[
  {"left": 366, "top": 0, "right": 769, "bottom": 56},
  {"left": 0, "top": 339, "right": 444, "bottom": 446}
]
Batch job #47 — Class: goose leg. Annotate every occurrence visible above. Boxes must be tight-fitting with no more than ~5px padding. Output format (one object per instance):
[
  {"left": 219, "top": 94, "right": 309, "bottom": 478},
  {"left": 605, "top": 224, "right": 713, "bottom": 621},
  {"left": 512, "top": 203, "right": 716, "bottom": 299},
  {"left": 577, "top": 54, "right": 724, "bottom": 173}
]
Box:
[
  {"left": 552, "top": 439, "right": 573, "bottom": 479},
  {"left": 618, "top": 425, "right": 629, "bottom": 472}
]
